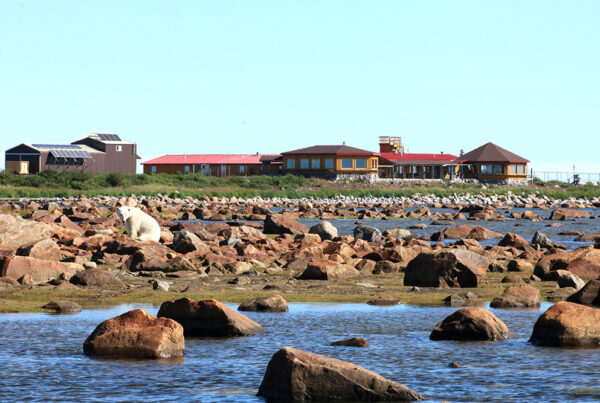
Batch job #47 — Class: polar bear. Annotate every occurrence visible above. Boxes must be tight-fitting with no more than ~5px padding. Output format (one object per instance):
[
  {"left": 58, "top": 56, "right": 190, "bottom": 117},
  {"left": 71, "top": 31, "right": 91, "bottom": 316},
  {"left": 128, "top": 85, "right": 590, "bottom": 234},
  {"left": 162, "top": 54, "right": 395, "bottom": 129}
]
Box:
[{"left": 116, "top": 206, "right": 161, "bottom": 242}]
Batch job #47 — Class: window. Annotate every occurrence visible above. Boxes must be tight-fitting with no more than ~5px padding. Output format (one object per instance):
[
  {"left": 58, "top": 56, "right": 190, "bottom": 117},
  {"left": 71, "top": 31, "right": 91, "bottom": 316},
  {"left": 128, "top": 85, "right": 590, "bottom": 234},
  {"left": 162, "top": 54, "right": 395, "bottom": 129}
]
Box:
[
  {"left": 341, "top": 158, "right": 353, "bottom": 169},
  {"left": 510, "top": 164, "right": 526, "bottom": 174},
  {"left": 286, "top": 159, "right": 295, "bottom": 169},
  {"left": 355, "top": 159, "right": 367, "bottom": 169},
  {"left": 184, "top": 165, "right": 190, "bottom": 174},
  {"left": 311, "top": 158, "right": 320, "bottom": 169},
  {"left": 115, "top": 145, "right": 122, "bottom": 152},
  {"left": 371, "top": 159, "right": 378, "bottom": 169},
  {"left": 239, "top": 165, "right": 245, "bottom": 174},
  {"left": 325, "top": 158, "right": 334, "bottom": 169},
  {"left": 300, "top": 159, "right": 309, "bottom": 169},
  {"left": 151, "top": 165, "right": 156, "bottom": 173},
  {"left": 481, "top": 164, "right": 504, "bottom": 174}
]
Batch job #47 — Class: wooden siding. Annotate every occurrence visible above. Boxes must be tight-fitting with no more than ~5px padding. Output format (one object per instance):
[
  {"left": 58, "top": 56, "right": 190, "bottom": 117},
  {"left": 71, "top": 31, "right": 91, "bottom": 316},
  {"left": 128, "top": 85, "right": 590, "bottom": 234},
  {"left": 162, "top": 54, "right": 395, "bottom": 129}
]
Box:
[
  {"left": 143, "top": 163, "right": 265, "bottom": 176},
  {"left": 282, "top": 155, "right": 379, "bottom": 175}
]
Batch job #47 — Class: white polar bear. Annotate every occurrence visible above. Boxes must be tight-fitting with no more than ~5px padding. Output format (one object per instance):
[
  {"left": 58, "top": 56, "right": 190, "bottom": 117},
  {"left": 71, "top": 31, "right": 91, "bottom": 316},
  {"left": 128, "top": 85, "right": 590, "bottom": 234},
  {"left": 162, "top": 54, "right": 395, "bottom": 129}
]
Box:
[{"left": 116, "top": 206, "right": 161, "bottom": 242}]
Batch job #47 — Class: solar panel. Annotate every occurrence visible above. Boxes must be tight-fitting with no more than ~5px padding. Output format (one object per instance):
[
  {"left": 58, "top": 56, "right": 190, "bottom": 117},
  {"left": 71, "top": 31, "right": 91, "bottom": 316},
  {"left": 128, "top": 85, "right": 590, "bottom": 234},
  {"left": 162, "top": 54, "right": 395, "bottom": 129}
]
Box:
[
  {"left": 33, "top": 144, "right": 81, "bottom": 149},
  {"left": 49, "top": 149, "right": 91, "bottom": 159},
  {"left": 97, "top": 134, "right": 121, "bottom": 142}
]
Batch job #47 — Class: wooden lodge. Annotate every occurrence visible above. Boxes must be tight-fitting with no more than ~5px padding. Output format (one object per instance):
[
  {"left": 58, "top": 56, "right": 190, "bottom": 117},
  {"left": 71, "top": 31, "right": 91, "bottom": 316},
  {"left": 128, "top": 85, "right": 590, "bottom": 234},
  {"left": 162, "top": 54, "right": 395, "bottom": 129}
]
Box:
[
  {"left": 141, "top": 154, "right": 282, "bottom": 176},
  {"left": 453, "top": 142, "right": 529, "bottom": 183},
  {"left": 281, "top": 145, "right": 379, "bottom": 178}
]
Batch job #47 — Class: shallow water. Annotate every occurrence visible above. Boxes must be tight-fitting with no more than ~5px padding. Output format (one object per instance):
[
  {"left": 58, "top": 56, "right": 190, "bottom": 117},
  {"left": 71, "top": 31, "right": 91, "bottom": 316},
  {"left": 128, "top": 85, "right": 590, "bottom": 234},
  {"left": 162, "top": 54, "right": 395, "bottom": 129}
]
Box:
[{"left": 1, "top": 302, "right": 599, "bottom": 402}]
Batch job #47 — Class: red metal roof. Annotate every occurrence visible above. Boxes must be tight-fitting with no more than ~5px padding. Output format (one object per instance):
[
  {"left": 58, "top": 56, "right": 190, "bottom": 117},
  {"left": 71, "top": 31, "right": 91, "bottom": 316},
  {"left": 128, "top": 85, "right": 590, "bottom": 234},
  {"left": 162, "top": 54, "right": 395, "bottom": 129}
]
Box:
[
  {"left": 378, "top": 152, "right": 458, "bottom": 164},
  {"left": 142, "top": 154, "right": 280, "bottom": 165}
]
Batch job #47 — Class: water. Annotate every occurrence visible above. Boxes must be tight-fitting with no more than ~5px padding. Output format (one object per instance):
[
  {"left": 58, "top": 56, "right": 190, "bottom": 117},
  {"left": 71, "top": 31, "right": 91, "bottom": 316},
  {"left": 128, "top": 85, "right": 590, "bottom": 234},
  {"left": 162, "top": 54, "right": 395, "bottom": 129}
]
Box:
[{"left": 1, "top": 302, "right": 599, "bottom": 402}]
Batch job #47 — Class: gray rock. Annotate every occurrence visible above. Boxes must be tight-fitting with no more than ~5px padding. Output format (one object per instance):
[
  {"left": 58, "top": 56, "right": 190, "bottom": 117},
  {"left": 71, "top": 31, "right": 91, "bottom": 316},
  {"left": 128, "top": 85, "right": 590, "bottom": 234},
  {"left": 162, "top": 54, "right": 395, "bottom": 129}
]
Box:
[
  {"left": 308, "top": 221, "right": 338, "bottom": 240},
  {"left": 153, "top": 280, "right": 170, "bottom": 291},
  {"left": 353, "top": 225, "right": 382, "bottom": 242}
]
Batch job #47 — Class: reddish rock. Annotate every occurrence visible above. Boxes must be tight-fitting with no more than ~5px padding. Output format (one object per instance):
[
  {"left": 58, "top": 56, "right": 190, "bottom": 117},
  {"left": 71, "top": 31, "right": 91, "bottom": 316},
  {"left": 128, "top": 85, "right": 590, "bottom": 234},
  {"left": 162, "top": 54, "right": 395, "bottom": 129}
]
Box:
[
  {"left": 430, "top": 307, "right": 510, "bottom": 341},
  {"left": 264, "top": 214, "right": 308, "bottom": 235},
  {"left": 567, "top": 279, "right": 600, "bottom": 306},
  {"left": 490, "top": 284, "right": 540, "bottom": 308},
  {"left": 157, "top": 298, "right": 265, "bottom": 337},
  {"left": 501, "top": 273, "right": 523, "bottom": 283},
  {"left": 404, "top": 249, "right": 489, "bottom": 288},
  {"left": 69, "top": 268, "right": 124, "bottom": 287},
  {"left": 331, "top": 337, "right": 369, "bottom": 347},
  {"left": 0, "top": 214, "right": 56, "bottom": 250},
  {"left": 372, "top": 259, "right": 402, "bottom": 274},
  {"left": 507, "top": 259, "right": 534, "bottom": 272},
  {"left": 431, "top": 225, "right": 502, "bottom": 241},
  {"left": 529, "top": 301, "right": 600, "bottom": 347},
  {"left": 498, "top": 233, "right": 531, "bottom": 250},
  {"left": 42, "top": 300, "right": 82, "bottom": 313},
  {"left": 172, "top": 230, "right": 211, "bottom": 254},
  {"left": 83, "top": 309, "right": 184, "bottom": 359},
  {"left": 238, "top": 294, "right": 288, "bottom": 312},
  {"left": 124, "top": 243, "right": 196, "bottom": 272},
  {"left": 0, "top": 255, "right": 83, "bottom": 283},
  {"left": 17, "top": 239, "right": 61, "bottom": 261},
  {"left": 550, "top": 209, "right": 590, "bottom": 220},
  {"left": 297, "top": 260, "right": 359, "bottom": 281},
  {"left": 257, "top": 347, "right": 422, "bottom": 401}
]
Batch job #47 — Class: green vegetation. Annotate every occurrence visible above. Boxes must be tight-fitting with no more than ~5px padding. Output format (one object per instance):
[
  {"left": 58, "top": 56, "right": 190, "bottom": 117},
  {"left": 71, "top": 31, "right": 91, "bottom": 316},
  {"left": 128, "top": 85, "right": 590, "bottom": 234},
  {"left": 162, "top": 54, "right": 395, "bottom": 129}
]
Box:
[{"left": 0, "top": 169, "right": 599, "bottom": 199}]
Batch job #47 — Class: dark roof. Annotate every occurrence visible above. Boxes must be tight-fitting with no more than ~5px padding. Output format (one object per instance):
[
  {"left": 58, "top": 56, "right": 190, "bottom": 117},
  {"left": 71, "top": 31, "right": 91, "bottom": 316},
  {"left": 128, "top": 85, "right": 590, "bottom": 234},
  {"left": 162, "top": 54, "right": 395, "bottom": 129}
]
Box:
[
  {"left": 259, "top": 154, "right": 283, "bottom": 163},
  {"left": 282, "top": 145, "right": 375, "bottom": 155},
  {"left": 455, "top": 142, "right": 529, "bottom": 163},
  {"left": 379, "top": 152, "right": 458, "bottom": 165}
]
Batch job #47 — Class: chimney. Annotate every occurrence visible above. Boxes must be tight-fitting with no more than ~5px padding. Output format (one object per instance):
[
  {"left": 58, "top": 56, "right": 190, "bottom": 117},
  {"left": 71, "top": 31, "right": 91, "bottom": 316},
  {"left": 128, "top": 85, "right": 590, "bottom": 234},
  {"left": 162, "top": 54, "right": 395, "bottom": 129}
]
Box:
[{"left": 343, "top": 141, "right": 346, "bottom": 145}]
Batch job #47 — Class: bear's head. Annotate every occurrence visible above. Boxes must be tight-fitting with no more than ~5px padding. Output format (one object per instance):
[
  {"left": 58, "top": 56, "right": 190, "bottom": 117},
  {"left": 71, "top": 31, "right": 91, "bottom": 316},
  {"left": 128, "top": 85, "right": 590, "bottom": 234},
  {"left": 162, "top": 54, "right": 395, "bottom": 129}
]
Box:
[{"left": 117, "top": 206, "right": 134, "bottom": 222}]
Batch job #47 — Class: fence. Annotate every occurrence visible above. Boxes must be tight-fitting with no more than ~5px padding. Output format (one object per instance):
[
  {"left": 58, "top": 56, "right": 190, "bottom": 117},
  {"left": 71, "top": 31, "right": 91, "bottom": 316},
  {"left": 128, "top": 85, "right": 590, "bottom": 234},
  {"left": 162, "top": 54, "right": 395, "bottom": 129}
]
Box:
[{"left": 531, "top": 171, "right": 600, "bottom": 184}]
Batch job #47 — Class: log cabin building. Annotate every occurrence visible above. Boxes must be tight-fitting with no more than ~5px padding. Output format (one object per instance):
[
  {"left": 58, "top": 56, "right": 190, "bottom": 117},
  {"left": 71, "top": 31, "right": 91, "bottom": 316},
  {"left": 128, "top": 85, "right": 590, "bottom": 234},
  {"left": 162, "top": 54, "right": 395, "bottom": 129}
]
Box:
[
  {"left": 453, "top": 142, "right": 529, "bottom": 183},
  {"left": 281, "top": 145, "right": 379, "bottom": 179},
  {"left": 4, "top": 133, "right": 139, "bottom": 174},
  {"left": 141, "top": 154, "right": 282, "bottom": 176}
]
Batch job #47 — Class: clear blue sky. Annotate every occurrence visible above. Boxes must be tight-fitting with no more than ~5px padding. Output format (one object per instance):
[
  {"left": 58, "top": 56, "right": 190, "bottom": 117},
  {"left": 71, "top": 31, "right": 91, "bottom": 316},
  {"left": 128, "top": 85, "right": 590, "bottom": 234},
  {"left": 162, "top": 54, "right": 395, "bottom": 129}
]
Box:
[{"left": 1, "top": 1, "right": 599, "bottom": 173}]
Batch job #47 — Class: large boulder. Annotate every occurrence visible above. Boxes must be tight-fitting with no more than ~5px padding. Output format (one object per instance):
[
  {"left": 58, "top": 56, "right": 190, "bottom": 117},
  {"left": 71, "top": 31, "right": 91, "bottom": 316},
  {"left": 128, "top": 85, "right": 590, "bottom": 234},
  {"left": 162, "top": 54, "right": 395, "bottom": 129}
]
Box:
[
  {"left": 256, "top": 347, "right": 422, "bottom": 401},
  {"left": 264, "top": 214, "right": 308, "bottom": 235},
  {"left": 83, "top": 309, "right": 184, "bottom": 359},
  {"left": 308, "top": 221, "right": 338, "bottom": 240},
  {"left": 42, "top": 300, "right": 82, "bottom": 314},
  {"left": 490, "top": 284, "right": 540, "bottom": 308},
  {"left": 404, "top": 250, "right": 488, "bottom": 288},
  {"left": 69, "top": 268, "right": 124, "bottom": 287},
  {"left": 382, "top": 228, "right": 411, "bottom": 238},
  {"left": 238, "top": 294, "right": 289, "bottom": 312},
  {"left": 353, "top": 225, "right": 382, "bottom": 242},
  {"left": 498, "top": 233, "right": 530, "bottom": 250},
  {"left": 567, "top": 279, "right": 600, "bottom": 306},
  {"left": 157, "top": 298, "right": 265, "bottom": 337},
  {"left": 549, "top": 209, "right": 590, "bottom": 220},
  {"left": 172, "top": 230, "right": 211, "bottom": 254},
  {"left": 529, "top": 301, "right": 600, "bottom": 347},
  {"left": 0, "top": 255, "right": 83, "bottom": 283},
  {"left": 16, "top": 239, "right": 61, "bottom": 261},
  {"left": 431, "top": 225, "right": 502, "bottom": 241},
  {"left": 430, "top": 307, "right": 510, "bottom": 341},
  {"left": 297, "top": 260, "right": 359, "bottom": 281},
  {"left": 0, "top": 214, "right": 56, "bottom": 250},
  {"left": 124, "top": 243, "right": 196, "bottom": 272},
  {"left": 531, "top": 231, "right": 556, "bottom": 249}
]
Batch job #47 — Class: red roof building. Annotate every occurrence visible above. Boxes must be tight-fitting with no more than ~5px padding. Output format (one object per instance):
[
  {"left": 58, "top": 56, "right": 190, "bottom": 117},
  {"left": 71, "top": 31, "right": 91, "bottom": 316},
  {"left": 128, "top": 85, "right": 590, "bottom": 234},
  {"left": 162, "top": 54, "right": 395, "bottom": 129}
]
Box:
[{"left": 141, "top": 154, "right": 282, "bottom": 176}]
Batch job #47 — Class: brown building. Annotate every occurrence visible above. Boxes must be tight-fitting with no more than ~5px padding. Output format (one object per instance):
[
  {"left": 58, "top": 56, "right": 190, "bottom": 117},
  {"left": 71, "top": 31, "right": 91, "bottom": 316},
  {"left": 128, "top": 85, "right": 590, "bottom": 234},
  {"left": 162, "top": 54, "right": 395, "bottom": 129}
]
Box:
[
  {"left": 4, "top": 133, "right": 139, "bottom": 175},
  {"left": 281, "top": 145, "right": 379, "bottom": 179},
  {"left": 453, "top": 142, "right": 529, "bottom": 183},
  {"left": 141, "top": 154, "right": 282, "bottom": 176}
]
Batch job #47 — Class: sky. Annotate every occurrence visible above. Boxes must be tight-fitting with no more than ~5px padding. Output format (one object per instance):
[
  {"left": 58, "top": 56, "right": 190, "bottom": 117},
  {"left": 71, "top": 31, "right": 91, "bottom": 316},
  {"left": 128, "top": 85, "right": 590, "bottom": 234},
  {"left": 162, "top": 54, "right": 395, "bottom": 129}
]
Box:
[{"left": 1, "top": 1, "right": 599, "bottom": 175}]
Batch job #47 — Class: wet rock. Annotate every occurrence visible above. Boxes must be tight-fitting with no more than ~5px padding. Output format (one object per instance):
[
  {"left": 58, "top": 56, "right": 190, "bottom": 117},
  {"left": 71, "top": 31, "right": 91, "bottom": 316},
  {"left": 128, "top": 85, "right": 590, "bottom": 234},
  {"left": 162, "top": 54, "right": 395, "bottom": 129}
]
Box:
[
  {"left": 566, "top": 279, "right": 600, "bottom": 306},
  {"left": 157, "top": 298, "right": 265, "bottom": 337},
  {"left": 490, "top": 284, "right": 540, "bottom": 308},
  {"left": 308, "top": 221, "right": 338, "bottom": 240},
  {"left": 404, "top": 249, "right": 488, "bottom": 288},
  {"left": 353, "top": 225, "right": 382, "bottom": 242},
  {"left": 550, "top": 209, "right": 590, "bottom": 220},
  {"left": 367, "top": 296, "right": 400, "bottom": 306},
  {"left": 574, "top": 233, "right": 600, "bottom": 242},
  {"left": 69, "top": 268, "right": 124, "bottom": 287},
  {"left": 529, "top": 301, "right": 600, "bottom": 347},
  {"left": 449, "top": 362, "right": 462, "bottom": 368},
  {"left": 238, "top": 294, "right": 288, "bottom": 312},
  {"left": 1, "top": 256, "right": 83, "bottom": 283},
  {"left": 42, "top": 300, "right": 82, "bottom": 314},
  {"left": 430, "top": 307, "right": 510, "bottom": 341},
  {"left": 297, "top": 260, "right": 359, "bottom": 281},
  {"left": 256, "top": 347, "right": 423, "bottom": 401},
  {"left": 331, "top": 337, "right": 369, "bottom": 347},
  {"left": 83, "top": 309, "right": 184, "bottom": 359},
  {"left": 264, "top": 214, "right": 308, "bottom": 235}
]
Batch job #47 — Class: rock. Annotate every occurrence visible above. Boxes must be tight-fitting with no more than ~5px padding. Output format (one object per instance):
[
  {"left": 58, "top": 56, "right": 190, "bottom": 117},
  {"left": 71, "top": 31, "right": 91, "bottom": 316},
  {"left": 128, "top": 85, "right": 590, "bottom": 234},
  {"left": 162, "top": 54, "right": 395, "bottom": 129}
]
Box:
[
  {"left": 157, "top": 298, "right": 265, "bottom": 337},
  {"left": 42, "top": 300, "right": 82, "bottom": 314},
  {"left": 490, "top": 284, "right": 540, "bottom": 308},
  {"left": 531, "top": 231, "right": 555, "bottom": 249},
  {"left": 449, "top": 362, "right": 462, "bottom": 368},
  {"left": 1, "top": 256, "right": 83, "bottom": 283},
  {"left": 529, "top": 301, "right": 600, "bottom": 347},
  {"left": 443, "top": 293, "right": 478, "bottom": 307},
  {"left": 256, "top": 347, "right": 423, "bottom": 401},
  {"left": 124, "top": 243, "right": 196, "bottom": 273},
  {"left": 548, "top": 287, "right": 577, "bottom": 302},
  {"left": 382, "top": 228, "right": 411, "bottom": 238},
  {"left": 501, "top": 273, "right": 523, "bottom": 283},
  {"left": 297, "top": 260, "right": 359, "bottom": 281},
  {"left": 566, "top": 279, "right": 600, "bottom": 306},
  {"left": 542, "top": 270, "right": 586, "bottom": 290},
  {"left": 172, "top": 230, "right": 210, "bottom": 254},
  {"left": 16, "top": 239, "right": 61, "bottom": 261},
  {"left": 238, "top": 294, "right": 288, "bottom": 312},
  {"left": 507, "top": 259, "right": 534, "bottom": 272},
  {"left": 83, "top": 309, "right": 184, "bottom": 359},
  {"left": 574, "top": 233, "right": 600, "bottom": 242},
  {"left": 353, "top": 225, "right": 382, "bottom": 242},
  {"left": 69, "top": 268, "right": 124, "bottom": 287},
  {"left": 153, "top": 279, "right": 170, "bottom": 291},
  {"left": 264, "top": 214, "right": 308, "bottom": 235},
  {"left": 367, "top": 296, "right": 400, "bottom": 305},
  {"left": 404, "top": 249, "right": 489, "bottom": 288},
  {"left": 0, "top": 214, "right": 56, "bottom": 250},
  {"left": 431, "top": 225, "right": 502, "bottom": 241},
  {"left": 331, "top": 337, "right": 369, "bottom": 347},
  {"left": 430, "top": 307, "right": 510, "bottom": 341},
  {"left": 498, "top": 233, "right": 530, "bottom": 250},
  {"left": 18, "top": 273, "right": 34, "bottom": 286},
  {"left": 372, "top": 260, "right": 402, "bottom": 274},
  {"left": 308, "top": 221, "right": 338, "bottom": 240},
  {"left": 549, "top": 208, "right": 590, "bottom": 220}
]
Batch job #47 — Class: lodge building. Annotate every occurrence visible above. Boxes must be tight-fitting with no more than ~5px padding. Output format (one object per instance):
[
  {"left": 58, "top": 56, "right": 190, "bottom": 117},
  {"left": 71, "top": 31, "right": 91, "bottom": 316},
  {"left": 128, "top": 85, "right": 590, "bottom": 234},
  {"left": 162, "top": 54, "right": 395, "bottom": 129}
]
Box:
[
  {"left": 141, "top": 154, "right": 282, "bottom": 176},
  {"left": 453, "top": 142, "right": 529, "bottom": 183}
]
